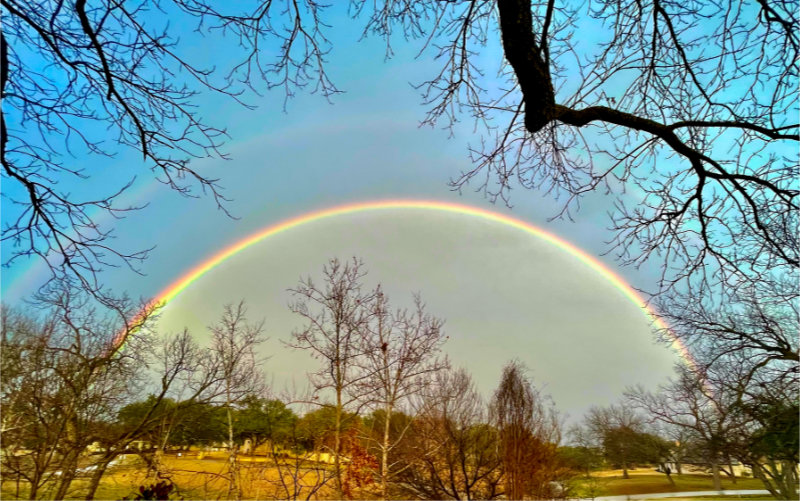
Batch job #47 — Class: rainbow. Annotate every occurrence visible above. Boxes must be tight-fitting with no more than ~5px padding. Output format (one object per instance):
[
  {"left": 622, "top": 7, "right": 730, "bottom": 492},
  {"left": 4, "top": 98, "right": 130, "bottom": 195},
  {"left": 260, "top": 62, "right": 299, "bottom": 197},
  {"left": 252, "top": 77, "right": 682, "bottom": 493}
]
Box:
[{"left": 123, "top": 199, "right": 695, "bottom": 368}]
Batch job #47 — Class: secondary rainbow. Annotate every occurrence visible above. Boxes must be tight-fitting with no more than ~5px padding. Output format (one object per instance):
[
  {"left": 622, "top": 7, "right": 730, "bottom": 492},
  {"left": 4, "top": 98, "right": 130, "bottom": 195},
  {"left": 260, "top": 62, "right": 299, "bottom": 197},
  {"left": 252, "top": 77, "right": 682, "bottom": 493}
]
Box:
[{"left": 124, "top": 199, "right": 695, "bottom": 368}]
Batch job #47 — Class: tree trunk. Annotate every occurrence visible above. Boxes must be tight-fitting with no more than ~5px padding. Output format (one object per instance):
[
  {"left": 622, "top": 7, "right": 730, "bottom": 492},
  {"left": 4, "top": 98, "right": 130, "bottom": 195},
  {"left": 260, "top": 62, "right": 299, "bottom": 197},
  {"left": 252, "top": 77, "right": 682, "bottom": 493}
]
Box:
[
  {"left": 711, "top": 460, "right": 721, "bottom": 490},
  {"left": 334, "top": 389, "right": 344, "bottom": 499},
  {"left": 380, "top": 404, "right": 392, "bottom": 500},
  {"left": 27, "top": 471, "right": 40, "bottom": 501},
  {"left": 85, "top": 455, "right": 114, "bottom": 500},
  {"left": 728, "top": 458, "right": 737, "bottom": 484},
  {"left": 54, "top": 415, "right": 84, "bottom": 500},
  {"left": 150, "top": 448, "right": 164, "bottom": 478},
  {"left": 53, "top": 450, "right": 80, "bottom": 500},
  {"left": 777, "top": 460, "right": 797, "bottom": 500},
  {"left": 751, "top": 462, "right": 779, "bottom": 499},
  {"left": 226, "top": 403, "right": 240, "bottom": 500}
]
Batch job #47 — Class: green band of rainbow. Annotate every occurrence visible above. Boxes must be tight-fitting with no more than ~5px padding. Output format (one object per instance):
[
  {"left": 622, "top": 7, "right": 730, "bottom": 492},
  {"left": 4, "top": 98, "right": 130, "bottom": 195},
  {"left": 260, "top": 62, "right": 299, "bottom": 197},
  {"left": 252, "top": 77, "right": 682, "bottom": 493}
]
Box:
[{"left": 126, "top": 199, "right": 695, "bottom": 368}]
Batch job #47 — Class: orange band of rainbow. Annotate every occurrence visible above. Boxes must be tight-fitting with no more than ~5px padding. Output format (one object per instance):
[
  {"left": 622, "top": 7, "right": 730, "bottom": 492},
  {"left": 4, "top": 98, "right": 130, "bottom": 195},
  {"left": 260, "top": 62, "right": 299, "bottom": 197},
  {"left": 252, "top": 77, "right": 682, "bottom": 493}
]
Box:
[{"left": 123, "top": 199, "right": 694, "bottom": 369}]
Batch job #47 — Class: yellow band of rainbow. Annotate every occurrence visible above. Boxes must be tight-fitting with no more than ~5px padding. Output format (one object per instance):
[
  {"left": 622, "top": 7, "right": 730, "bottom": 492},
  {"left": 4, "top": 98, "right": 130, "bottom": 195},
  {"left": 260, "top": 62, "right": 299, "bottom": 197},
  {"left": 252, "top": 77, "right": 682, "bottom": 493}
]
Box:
[{"left": 124, "top": 199, "right": 694, "bottom": 369}]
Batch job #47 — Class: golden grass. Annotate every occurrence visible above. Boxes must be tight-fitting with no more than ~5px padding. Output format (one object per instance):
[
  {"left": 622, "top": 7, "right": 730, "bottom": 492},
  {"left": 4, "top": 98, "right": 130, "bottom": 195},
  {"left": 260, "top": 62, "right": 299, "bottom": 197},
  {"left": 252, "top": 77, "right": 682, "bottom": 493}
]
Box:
[
  {"left": 2, "top": 459, "right": 775, "bottom": 500},
  {"left": 1, "top": 453, "right": 340, "bottom": 500}
]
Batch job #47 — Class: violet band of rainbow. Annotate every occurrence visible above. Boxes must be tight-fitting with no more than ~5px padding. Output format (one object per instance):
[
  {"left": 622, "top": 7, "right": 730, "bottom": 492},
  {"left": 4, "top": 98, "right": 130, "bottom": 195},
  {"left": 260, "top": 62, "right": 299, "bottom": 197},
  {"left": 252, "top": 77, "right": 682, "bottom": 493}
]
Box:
[{"left": 121, "top": 199, "right": 695, "bottom": 370}]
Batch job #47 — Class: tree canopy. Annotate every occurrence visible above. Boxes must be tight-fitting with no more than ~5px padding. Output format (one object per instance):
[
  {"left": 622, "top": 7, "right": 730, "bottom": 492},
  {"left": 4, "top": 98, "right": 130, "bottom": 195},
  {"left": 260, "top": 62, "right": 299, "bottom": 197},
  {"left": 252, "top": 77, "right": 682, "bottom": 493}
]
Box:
[{"left": 3, "top": 0, "right": 796, "bottom": 301}]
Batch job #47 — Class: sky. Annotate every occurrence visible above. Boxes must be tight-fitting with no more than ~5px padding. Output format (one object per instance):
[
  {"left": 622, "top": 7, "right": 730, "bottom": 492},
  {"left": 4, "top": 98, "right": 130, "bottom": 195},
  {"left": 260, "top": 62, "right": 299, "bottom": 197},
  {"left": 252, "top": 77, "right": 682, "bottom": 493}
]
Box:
[
  {"left": 152, "top": 208, "right": 677, "bottom": 422},
  {"left": 1, "top": 3, "right": 682, "bottom": 422}
]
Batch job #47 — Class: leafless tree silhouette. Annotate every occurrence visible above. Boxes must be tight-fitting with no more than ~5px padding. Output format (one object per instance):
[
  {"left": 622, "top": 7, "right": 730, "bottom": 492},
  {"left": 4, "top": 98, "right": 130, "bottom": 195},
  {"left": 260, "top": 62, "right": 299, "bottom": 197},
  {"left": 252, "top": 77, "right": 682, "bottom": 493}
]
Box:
[
  {"left": 396, "top": 368, "right": 504, "bottom": 500},
  {"left": 656, "top": 272, "right": 798, "bottom": 383},
  {"left": 627, "top": 359, "right": 798, "bottom": 498},
  {"left": 358, "top": 288, "right": 448, "bottom": 500},
  {"left": 1, "top": 0, "right": 340, "bottom": 296},
  {"left": 4, "top": 0, "right": 796, "bottom": 300},
  {"left": 0, "top": 281, "right": 161, "bottom": 499},
  {"left": 286, "top": 257, "right": 375, "bottom": 499},
  {"left": 208, "top": 301, "right": 267, "bottom": 501}
]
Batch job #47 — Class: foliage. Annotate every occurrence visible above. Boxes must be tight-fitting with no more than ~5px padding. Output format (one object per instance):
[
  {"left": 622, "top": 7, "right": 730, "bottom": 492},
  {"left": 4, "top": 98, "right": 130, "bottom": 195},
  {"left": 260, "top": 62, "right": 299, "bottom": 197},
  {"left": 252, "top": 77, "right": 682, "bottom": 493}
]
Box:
[
  {"left": 602, "top": 428, "right": 664, "bottom": 468},
  {"left": 579, "top": 404, "right": 669, "bottom": 480},
  {"left": 170, "top": 403, "right": 228, "bottom": 447},
  {"left": 341, "top": 428, "right": 379, "bottom": 499},
  {"left": 123, "top": 480, "right": 176, "bottom": 501},
  {"left": 234, "top": 396, "right": 298, "bottom": 450},
  {"left": 296, "top": 406, "right": 360, "bottom": 453},
  {"left": 361, "top": 409, "right": 413, "bottom": 446},
  {"left": 558, "top": 445, "right": 604, "bottom": 476},
  {"left": 747, "top": 401, "right": 799, "bottom": 463},
  {"left": 491, "top": 360, "right": 564, "bottom": 499},
  {"left": 117, "top": 398, "right": 228, "bottom": 448}
]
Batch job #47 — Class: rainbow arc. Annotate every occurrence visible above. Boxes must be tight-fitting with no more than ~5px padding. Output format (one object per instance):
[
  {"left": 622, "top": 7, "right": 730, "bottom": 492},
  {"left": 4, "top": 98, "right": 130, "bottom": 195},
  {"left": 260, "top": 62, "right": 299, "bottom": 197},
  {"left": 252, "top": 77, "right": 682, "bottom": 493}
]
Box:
[{"left": 121, "top": 199, "right": 695, "bottom": 369}]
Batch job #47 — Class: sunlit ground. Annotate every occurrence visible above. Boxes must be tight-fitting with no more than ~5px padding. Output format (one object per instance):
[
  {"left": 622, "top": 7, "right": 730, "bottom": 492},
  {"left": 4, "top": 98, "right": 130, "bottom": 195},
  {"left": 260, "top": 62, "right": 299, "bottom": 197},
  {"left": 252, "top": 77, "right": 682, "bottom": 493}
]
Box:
[{"left": 1, "top": 452, "right": 770, "bottom": 500}]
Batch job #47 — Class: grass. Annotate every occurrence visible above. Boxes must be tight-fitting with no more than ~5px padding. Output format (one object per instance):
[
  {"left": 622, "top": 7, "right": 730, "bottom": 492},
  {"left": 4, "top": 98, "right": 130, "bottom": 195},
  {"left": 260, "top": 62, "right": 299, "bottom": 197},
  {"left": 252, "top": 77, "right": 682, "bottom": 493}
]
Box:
[
  {"left": 662, "top": 496, "right": 774, "bottom": 500},
  {"left": 571, "top": 470, "right": 767, "bottom": 498},
  {"left": 1, "top": 460, "right": 781, "bottom": 500},
  {"left": 1, "top": 452, "right": 339, "bottom": 500}
]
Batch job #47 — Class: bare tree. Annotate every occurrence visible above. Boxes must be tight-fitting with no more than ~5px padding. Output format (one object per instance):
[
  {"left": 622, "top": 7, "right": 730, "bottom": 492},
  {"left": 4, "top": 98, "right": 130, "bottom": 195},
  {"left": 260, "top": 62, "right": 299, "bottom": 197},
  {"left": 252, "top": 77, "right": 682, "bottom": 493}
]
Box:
[
  {"left": 286, "top": 257, "right": 375, "bottom": 499},
  {"left": 0, "top": 281, "right": 154, "bottom": 500},
  {"left": 83, "top": 328, "right": 223, "bottom": 500},
  {"left": 358, "top": 288, "right": 449, "bottom": 500},
  {"left": 396, "top": 368, "right": 503, "bottom": 500},
  {"left": 1, "top": 308, "right": 65, "bottom": 500},
  {"left": 264, "top": 415, "right": 335, "bottom": 501},
  {"left": 626, "top": 364, "right": 750, "bottom": 491},
  {"left": 461, "top": 0, "right": 797, "bottom": 294},
  {"left": 491, "top": 360, "right": 562, "bottom": 499},
  {"left": 643, "top": 262, "right": 798, "bottom": 499},
  {"left": 580, "top": 404, "right": 649, "bottom": 480},
  {"left": 1, "top": 0, "right": 342, "bottom": 297},
  {"left": 737, "top": 375, "right": 799, "bottom": 500},
  {"left": 351, "top": 0, "right": 799, "bottom": 300},
  {"left": 208, "top": 301, "right": 267, "bottom": 501},
  {"left": 0, "top": 284, "right": 262, "bottom": 500},
  {"left": 719, "top": 355, "right": 795, "bottom": 499},
  {"left": 5, "top": 0, "right": 796, "bottom": 304},
  {"left": 656, "top": 272, "right": 798, "bottom": 384}
]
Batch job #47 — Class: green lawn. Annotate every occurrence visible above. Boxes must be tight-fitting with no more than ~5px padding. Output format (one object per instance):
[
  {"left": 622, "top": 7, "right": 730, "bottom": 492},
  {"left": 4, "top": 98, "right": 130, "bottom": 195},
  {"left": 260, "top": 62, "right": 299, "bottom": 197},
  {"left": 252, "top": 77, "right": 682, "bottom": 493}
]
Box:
[{"left": 571, "top": 473, "right": 767, "bottom": 498}]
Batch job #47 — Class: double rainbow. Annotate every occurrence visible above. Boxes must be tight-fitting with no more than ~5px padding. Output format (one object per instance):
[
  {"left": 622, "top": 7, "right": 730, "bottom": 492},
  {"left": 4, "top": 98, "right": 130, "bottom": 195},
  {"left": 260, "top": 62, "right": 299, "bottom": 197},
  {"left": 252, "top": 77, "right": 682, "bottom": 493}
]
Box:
[{"left": 124, "top": 199, "right": 694, "bottom": 368}]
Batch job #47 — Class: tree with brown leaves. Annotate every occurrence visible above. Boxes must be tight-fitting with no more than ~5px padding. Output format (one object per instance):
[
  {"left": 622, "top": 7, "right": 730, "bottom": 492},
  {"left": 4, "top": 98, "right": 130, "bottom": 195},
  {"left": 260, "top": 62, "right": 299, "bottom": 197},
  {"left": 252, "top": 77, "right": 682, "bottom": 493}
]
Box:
[{"left": 491, "top": 360, "right": 563, "bottom": 499}]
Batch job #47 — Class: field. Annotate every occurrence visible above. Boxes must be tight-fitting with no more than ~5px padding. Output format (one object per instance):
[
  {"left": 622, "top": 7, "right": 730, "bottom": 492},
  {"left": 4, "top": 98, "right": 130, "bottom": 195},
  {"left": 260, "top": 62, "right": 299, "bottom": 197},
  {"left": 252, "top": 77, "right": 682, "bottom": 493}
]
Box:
[
  {"left": 1, "top": 458, "right": 779, "bottom": 500},
  {"left": 0, "top": 452, "right": 339, "bottom": 500},
  {"left": 657, "top": 497, "right": 774, "bottom": 501},
  {"left": 570, "top": 468, "right": 767, "bottom": 499}
]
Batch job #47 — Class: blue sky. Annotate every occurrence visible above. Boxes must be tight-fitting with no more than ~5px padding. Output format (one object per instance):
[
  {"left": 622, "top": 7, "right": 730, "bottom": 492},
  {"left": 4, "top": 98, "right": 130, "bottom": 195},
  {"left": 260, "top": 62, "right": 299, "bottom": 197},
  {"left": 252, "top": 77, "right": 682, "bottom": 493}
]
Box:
[
  {"left": 1, "top": 3, "right": 683, "bottom": 416},
  {"left": 2, "top": 2, "right": 656, "bottom": 303}
]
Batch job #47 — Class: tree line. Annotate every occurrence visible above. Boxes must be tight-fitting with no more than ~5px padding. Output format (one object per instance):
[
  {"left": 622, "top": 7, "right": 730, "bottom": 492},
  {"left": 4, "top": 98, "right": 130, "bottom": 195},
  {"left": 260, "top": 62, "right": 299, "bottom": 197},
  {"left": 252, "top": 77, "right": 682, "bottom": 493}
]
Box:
[
  {"left": 2, "top": 258, "right": 797, "bottom": 500},
  {"left": 0, "top": 258, "right": 561, "bottom": 500}
]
